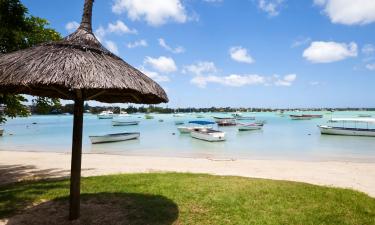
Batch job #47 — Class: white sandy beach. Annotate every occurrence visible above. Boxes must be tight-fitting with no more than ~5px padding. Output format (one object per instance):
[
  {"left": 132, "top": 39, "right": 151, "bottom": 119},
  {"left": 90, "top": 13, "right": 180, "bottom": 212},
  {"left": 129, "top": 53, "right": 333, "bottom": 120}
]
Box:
[{"left": 0, "top": 150, "right": 374, "bottom": 197}]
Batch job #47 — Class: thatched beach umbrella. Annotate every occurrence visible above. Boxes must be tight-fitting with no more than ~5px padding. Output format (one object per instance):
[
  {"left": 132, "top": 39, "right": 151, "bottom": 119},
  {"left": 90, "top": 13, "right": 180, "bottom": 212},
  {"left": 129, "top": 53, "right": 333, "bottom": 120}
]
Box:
[{"left": 0, "top": 0, "right": 168, "bottom": 220}]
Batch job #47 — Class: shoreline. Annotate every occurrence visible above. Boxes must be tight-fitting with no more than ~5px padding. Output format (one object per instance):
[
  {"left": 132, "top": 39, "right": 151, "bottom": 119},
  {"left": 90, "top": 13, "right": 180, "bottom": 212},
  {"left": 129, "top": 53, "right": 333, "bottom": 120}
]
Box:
[{"left": 0, "top": 150, "right": 374, "bottom": 197}]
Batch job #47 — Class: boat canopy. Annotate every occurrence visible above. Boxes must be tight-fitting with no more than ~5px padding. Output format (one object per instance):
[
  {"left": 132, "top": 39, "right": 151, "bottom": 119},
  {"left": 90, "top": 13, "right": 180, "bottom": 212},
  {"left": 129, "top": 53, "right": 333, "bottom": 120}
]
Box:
[
  {"left": 330, "top": 118, "right": 375, "bottom": 124},
  {"left": 189, "top": 121, "right": 215, "bottom": 125}
]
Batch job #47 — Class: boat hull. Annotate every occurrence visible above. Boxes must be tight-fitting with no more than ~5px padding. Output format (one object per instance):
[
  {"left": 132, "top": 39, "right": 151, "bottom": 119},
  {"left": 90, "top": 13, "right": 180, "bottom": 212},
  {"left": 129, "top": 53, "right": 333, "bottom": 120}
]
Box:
[
  {"left": 238, "top": 125, "right": 262, "bottom": 131},
  {"left": 178, "top": 126, "right": 212, "bottom": 134},
  {"left": 89, "top": 132, "right": 140, "bottom": 144},
  {"left": 191, "top": 129, "right": 226, "bottom": 142},
  {"left": 98, "top": 115, "right": 114, "bottom": 119},
  {"left": 319, "top": 125, "right": 375, "bottom": 137},
  {"left": 112, "top": 121, "right": 139, "bottom": 126},
  {"left": 235, "top": 117, "right": 255, "bottom": 120}
]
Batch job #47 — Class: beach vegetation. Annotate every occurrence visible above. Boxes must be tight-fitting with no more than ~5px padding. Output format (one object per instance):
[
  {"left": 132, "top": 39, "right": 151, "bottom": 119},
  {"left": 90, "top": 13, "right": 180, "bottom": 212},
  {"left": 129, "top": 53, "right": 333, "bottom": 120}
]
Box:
[{"left": 0, "top": 173, "right": 374, "bottom": 224}]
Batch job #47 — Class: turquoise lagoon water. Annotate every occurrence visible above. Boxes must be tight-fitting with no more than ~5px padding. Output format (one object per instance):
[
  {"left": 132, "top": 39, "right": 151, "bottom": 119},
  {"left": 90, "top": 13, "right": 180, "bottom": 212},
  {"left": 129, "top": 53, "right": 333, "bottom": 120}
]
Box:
[{"left": 1, "top": 112, "right": 375, "bottom": 162}]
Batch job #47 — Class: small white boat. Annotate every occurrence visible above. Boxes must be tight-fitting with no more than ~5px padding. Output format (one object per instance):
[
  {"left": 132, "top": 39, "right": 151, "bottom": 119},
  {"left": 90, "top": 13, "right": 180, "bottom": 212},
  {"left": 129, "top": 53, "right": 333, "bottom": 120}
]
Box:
[
  {"left": 213, "top": 117, "right": 237, "bottom": 126},
  {"left": 232, "top": 113, "right": 255, "bottom": 120},
  {"left": 97, "top": 111, "right": 114, "bottom": 119},
  {"left": 112, "top": 121, "right": 139, "bottom": 126},
  {"left": 0, "top": 129, "right": 3, "bottom": 136},
  {"left": 254, "top": 120, "right": 266, "bottom": 126},
  {"left": 89, "top": 132, "right": 140, "bottom": 144},
  {"left": 178, "top": 126, "right": 212, "bottom": 134},
  {"left": 319, "top": 118, "right": 375, "bottom": 137},
  {"left": 190, "top": 129, "right": 226, "bottom": 142},
  {"left": 358, "top": 114, "right": 372, "bottom": 118},
  {"left": 173, "top": 113, "right": 184, "bottom": 117},
  {"left": 238, "top": 124, "right": 262, "bottom": 131}
]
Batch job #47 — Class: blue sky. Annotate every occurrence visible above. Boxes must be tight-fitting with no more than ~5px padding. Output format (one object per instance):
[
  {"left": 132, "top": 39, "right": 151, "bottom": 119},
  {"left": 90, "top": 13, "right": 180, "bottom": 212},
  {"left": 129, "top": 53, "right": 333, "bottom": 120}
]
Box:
[{"left": 22, "top": 0, "right": 375, "bottom": 108}]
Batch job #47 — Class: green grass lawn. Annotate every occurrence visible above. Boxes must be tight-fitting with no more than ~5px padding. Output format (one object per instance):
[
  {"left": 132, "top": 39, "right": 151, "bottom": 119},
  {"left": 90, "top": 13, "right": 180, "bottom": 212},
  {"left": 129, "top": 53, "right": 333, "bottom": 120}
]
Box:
[{"left": 0, "top": 173, "right": 374, "bottom": 225}]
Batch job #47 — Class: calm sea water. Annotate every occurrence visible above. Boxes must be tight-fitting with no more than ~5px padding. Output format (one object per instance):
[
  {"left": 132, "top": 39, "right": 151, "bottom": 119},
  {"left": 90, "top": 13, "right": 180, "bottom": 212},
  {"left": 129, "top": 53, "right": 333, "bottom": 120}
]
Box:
[{"left": 1, "top": 111, "right": 375, "bottom": 162}]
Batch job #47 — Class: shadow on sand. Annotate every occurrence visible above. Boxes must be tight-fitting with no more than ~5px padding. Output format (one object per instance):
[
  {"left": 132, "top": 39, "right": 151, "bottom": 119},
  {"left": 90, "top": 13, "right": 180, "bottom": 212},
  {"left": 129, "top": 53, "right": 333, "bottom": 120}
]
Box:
[
  {"left": 0, "top": 164, "right": 95, "bottom": 186},
  {"left": 3, "top": 193, "right": 179, "bottom": 225}
]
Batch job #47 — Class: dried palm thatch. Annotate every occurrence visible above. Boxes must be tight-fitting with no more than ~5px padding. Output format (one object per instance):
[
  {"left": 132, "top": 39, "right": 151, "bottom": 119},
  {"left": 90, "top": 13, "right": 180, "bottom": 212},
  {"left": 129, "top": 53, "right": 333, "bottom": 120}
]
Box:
[
  {"left": 0, "top": 1, "right": 168, "bottom": 104},
  {"left": 0, "top": 0, "right": 168, "bottom": 221}
]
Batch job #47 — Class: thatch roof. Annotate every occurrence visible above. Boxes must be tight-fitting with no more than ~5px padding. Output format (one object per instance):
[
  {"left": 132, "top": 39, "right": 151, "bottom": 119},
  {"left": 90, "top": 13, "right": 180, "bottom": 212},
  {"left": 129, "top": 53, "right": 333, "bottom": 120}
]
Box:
[{"left": 0, "top": 0, "right": 168, "bottom": 104}]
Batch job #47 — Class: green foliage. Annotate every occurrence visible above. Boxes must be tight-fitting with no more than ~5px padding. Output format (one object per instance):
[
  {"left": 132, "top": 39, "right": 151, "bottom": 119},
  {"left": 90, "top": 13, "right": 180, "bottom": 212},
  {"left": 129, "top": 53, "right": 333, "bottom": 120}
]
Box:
[
  {"left": 0, "top": 0, "right": 61, "bottom": 53},
  {"left": 0, "top": 0, "right": 62, "bottom": 123},
  {"left": 32, "top": 97, "right": 62, "bottom": 115},
  {"left": 0, "top": 173, "right": 374, "bottom": 224},
  {"left": 0, "top": 94, "right": 29, "bottom": 123}
]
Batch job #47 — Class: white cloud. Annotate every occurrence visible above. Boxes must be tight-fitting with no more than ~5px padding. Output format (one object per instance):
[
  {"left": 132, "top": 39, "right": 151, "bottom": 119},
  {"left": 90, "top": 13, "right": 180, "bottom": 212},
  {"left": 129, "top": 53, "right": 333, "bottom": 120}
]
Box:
[
  {"left": 362, "top": 44, "right": 375, "bottom": 55},
  {"left": 291, "top": 37, "right": 311, "bottom": 48},
  {"left": 258, "top": 0, "right": 285, "bottom": 17},
  {"left": 127, "top": 40, "right": 148, "bottom": 48},
  {"left": 191, "top": 74, "right": 265, "bottom": 88},
  {"left": 144, "top": 56, "right": 178, "bottom": 73},
  {"left": 303, "top": 41, "right": 358, "bottom": 63},
  {"left": 183, "top": 61, "right": 218, "bottom": 76},
  {"left": 314, "top": 0, "right": 375, "bottom": 25},
  {"left": 65, "top": 21, "right": 79, "bottom": 32},
  {"left": 112, "top": 0, "right": 187, "bottom": 26},
  {"left": 191, "top": 73, "right": 296, "bottom": 88},
  {"left": 94, "top": 20, "right": 136, "bottom": 43},
  {"left": 273, "top": 74, "right": 297, "bottom": 86},
  {"left": 94, "top": 26, "right": 106, "bottom": 41},
  {"left": 108, "top": 20, "right": 137, "bottom": 34},
  {"left": 310, "top": 81, "right": 320, "bottom": 86},
  {"left": 366, "top": 63, "right": 375, "bottom": 71},
  {"left": 229, "top": 46, "right": 255, "bottom": 64},
  {"left": 158, "top": 38, "right": 185, "bottom": 54},
  {"left": 105, "top": 41, "right": 119, "bottom": 55},
  {"left": 139, "top": 67, "right": 170, "bottom": 82}
]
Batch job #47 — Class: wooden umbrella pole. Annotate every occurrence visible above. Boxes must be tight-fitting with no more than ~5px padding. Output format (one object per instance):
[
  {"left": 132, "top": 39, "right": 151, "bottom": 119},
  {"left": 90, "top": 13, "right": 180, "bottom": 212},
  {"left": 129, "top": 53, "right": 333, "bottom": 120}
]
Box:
[{"left": 69, "top": 91, "right": 84, "bottom": 220}]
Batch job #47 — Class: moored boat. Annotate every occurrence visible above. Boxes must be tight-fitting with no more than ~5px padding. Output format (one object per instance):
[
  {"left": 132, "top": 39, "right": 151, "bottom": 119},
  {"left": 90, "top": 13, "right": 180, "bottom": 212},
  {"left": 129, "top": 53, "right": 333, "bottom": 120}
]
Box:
[
  {"left": 358, "top": 114, "right": 372, "bottom": 118},
  {"left": 213, "top": 117, "right": 237, "bottom": 126},
  {"left": 238, "top": 124, "right": 262, "bottom": 131},
  {"left": 89, "top": 132, "right": 140, "bottom": 144},
  {"left": 232, "top": 113, "right": 255, "bottom": 120},
  {"left": 178, "top": 121, "right": 215, "bottom": 133},
  {"left": 112, "top": 120, "right": 139, "bottom": 126},
  {"left": 290, "top": 114, "right": 322, "bottom": 120},
  {"left": 178, "top": 126, "right": 212, "bottom": 134},
  {"left": 97, "top": 111, "right": 114, "bottom": 119},
  {"left": 319, "top": 118, "right": 375, "bottom": 137},
  {"left": 190, "top": 129, "right": 226, "bottom": 142}
]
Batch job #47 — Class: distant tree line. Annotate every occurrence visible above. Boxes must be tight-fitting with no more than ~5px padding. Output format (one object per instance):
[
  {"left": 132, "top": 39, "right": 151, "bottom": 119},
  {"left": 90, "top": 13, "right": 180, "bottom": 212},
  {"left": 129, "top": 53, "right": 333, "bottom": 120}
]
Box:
[{"left": 25, "top": 102, "right": 375, "bottom": 115}]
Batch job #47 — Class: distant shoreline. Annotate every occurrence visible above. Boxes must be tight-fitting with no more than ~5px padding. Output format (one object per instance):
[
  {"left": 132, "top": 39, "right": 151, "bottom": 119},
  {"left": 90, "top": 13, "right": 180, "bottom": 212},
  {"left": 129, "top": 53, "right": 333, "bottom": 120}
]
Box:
[{"left": 1, "top": 150, "right": 374, "bottom": 197}]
